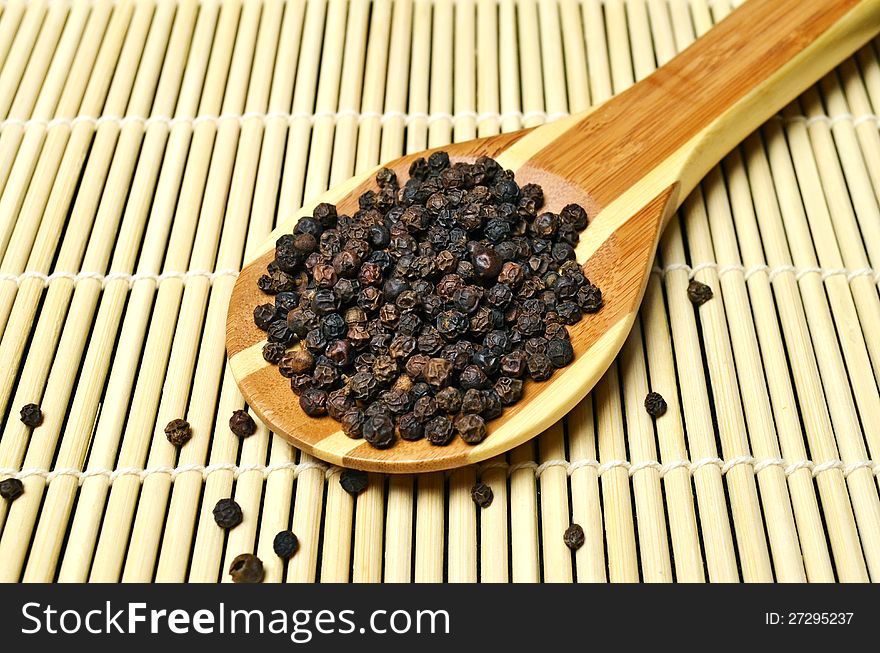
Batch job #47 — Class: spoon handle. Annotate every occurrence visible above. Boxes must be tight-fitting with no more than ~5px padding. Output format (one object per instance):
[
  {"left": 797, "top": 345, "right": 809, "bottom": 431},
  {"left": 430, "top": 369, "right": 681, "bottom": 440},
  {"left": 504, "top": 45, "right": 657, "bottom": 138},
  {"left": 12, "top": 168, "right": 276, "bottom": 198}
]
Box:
[{"left": 528, "top": 0, "right": 880, "bottom": 212}]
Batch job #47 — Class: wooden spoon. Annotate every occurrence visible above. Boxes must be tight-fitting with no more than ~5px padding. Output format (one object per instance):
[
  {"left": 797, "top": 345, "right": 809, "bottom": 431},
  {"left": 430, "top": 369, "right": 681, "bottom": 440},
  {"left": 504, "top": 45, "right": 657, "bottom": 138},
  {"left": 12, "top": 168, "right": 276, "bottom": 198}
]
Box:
[{"left": 227, "top": 0, "right": 880, "bottom": 473}]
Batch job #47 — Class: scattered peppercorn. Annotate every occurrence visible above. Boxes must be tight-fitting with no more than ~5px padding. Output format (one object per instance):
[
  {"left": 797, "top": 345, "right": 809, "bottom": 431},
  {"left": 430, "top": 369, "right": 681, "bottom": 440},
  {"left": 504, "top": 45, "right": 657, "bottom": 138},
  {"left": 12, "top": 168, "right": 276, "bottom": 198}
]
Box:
[
  {"left": 19, "top": 403, "right": 42, "bottom": 428},
  {"left": 563, "top": 523, "right": 585, "bottom": 550},
  {"left": 0, "top": 478, "right": 24, "bottom": 502},
  {"left": 470, "top": 481, "right": 494, "bottom": 508},
  {"left": 273, "top": 530, "right": 299, "bottom": 559},
  {"left": 164, "top": 418, "right": 192, "bottom": 447},
  {"left": 339, "top": 469, "right": 369, "bottom": 496},
  {"left": 213, "top": 498, "right": 243, "bottom": 529},
  {"left": 644, "top": 392, "right": 668, "bottom": 418},
  {"left": 687, "top": 280, "right": 714, "bottom": 306},
  {"left": 229, "top": 553, "right": 264, "bottom": 583},
  {"left": 254, "top": 153, "right": 604, "bottom": 449},
  {"left": 229, "top": 409, "right": 257, "bottom": 437}
]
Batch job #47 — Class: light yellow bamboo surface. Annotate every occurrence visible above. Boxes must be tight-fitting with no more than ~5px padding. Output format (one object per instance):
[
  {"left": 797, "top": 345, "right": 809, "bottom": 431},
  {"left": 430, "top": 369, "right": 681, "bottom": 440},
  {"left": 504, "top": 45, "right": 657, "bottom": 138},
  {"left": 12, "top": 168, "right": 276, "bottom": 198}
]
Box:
[{"left": 0, "top": 0, "right": 878, "bottom": 582}]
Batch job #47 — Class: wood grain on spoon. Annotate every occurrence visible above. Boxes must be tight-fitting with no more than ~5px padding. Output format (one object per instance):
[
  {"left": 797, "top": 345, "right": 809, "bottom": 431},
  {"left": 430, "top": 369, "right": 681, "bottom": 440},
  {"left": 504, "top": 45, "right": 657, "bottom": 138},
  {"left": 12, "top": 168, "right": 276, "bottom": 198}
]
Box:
[{"left": 227, "top": 0, "right": 880, "bottom": 472}]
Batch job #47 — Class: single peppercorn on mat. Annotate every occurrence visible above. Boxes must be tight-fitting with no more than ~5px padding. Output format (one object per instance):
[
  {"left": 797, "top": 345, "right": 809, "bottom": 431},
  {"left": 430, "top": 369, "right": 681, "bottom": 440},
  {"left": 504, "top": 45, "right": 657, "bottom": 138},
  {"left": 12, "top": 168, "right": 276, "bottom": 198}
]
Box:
[{"left": 0, "top": 0, "right": 877, "bottom": 585}]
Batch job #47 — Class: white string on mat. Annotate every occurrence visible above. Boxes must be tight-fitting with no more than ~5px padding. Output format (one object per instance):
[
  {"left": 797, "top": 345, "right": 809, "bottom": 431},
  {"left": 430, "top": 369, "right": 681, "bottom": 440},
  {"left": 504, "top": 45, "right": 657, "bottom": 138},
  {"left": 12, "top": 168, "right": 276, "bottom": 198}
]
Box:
[
  {"left": 480, "top": 456, "right": 880, "bottom": 479},
  {"left": 652, "top": 262, "right": 880, "bottom": 284},
  {"left": 2, "top": 109, "right": 877, "bottom": 132},
  {"left": 3, "top": 456, "right": 877, "bottom": 485},
  {"left": 0, "top": 269, "right": 240, "bottom": 288},
  {"left": 0, "top": 460, "right": 335, "bottom": 485},
  {"left": 2, "top": 263, "right": 878, "bottom": 291}
]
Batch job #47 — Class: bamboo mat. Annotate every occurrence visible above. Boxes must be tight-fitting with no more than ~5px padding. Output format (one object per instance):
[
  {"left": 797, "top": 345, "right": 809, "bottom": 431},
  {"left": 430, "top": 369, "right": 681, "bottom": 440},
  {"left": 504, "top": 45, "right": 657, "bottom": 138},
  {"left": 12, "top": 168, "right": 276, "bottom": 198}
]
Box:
[{"left": 0, "top": 0, "right": 877, "bottom": 583}]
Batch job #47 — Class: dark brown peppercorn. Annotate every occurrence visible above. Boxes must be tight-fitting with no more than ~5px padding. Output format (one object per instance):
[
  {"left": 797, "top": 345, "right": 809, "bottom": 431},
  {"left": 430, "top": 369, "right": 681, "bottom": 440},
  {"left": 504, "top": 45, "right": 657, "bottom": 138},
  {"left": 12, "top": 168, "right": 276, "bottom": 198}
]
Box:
[
  {"left": 455, "top": 414, "right": 487, "bottom": 444},
  {"left": 435, "top": 387, "right": 462, "bottom": 414},
  {"left": 494, "top": 377, "right": 523, "bottom": 406},
  {"left": 461, "top": 388, "right": 486, "bottom": 414},
  {"left": 340, "top": 469, "right": 369, "bottom": 495},
  {"left": 327, "top": 388, "right": 355, "bottom": 421},
  {"left": 687, "top": 280, "right": 714, "bottom": 306},
  {"left": 299, "top": 388, "right": 328, "bottom": 416},
  {"left": 527, "top": 353, "right": 553, "bottom": 381},
  {"left": 340, "top": 409, "right": 365, "bottom": 438},
  {"left": 501, "top": 350, "right": 528, "bottom": 377},
  {"left": 290, "top": 374, "right": 314, "bottom": 396},
  {"left": 412, "top": 396, "right": 438, "bottom": 422},
  {"left": 279, "top": 350, "right": 314, "bottom": 377},
  {"left": 471, "top": 481, "right": 493, "bottom": 508},
  {"left": 229, "top": 410, "right": 256, "bottom": 437},
  {"left": 644, "top": 392, "right": 668, "bottom": 418},
  {"left": 563, "top": 523, "right": 585, "bottom": 550},
  {"left": 424, "top": 415, "right": 455, "bottom": 446},
  {"left": 273, "top": 530, "right": 299, "bottom": 559},
  {"left": 164, "top": 418, "right": 192, "bottom": 447},
  {"left": 262, "top": 341, "right": 286, "bottom": 364},
  {"left": 19, "top": 403, "right": 42, "bottom": 428},
  {"left": 363, "top": 414, "right": 395, "bottom": 448},
  {"left": 398, "top": 412, "right": 425, "bottom": 440},
  {"left": 424, "top": 357, "right": 454, "bottom": 388},
  {"left": 213, "top": 498, "right": 243, "bottom": 529},
  {"left": 577, "top": 283, "right": 603, "bottom": 313},
  {"left": 253, "top": 303, "right": 277, "bottom": 330},
  {"left": 349, "top": 371, "right": 378, "bottom": 401},
  {"left": 382, "top": 388, "right": 412, "bottom": 415},
  {"left": 229, "top": 553, "right": 263, "bottom": 583},
  {"left": 546, "top": 338, "right": 574, "bottom": 368},
  {"left": 0, "top": 478, "right": 24, "bottom": 502},
  {"left": 459, "top": 365, "right": 489, "bottom": 390}
]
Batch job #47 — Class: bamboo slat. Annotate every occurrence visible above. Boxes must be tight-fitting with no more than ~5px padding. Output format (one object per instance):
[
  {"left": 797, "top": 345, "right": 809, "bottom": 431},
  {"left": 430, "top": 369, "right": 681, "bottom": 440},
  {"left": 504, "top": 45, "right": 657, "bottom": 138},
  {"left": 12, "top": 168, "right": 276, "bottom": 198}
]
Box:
[{"left": 0, "top": 0, "right": 878, "bottom": 584}]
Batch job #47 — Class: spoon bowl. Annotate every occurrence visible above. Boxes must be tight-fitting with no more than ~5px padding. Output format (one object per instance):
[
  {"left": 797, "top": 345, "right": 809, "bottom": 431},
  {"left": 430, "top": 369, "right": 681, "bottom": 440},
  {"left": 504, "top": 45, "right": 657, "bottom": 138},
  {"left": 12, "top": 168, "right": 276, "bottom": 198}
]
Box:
[{"left": 227, "top": 0, "right": 879, "bottom": 472}]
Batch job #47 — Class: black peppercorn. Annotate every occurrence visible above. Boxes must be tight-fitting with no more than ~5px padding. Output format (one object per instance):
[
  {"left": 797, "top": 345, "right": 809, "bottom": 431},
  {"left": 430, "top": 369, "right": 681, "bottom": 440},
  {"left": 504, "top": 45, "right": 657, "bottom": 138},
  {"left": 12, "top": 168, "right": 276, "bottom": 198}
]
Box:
[
  {"left": 455, "top": 414, "right": 487, "bottom": 444},
  {"left": 363, "top": 414, "right": 395, "bottom": 449},
  {"left": 327, "top": 388, "right": 355, "bottom": 421},
  {"left": 424, "top": 415, "right": 455, "bottom": 446},
  {"left": 494, "top": 377, "right": 523, "bottom": 406},
  {"left": 687, "top": 279, "right": 714, "bottom": 306},
  {"left": 398, "top": 412, "right": 424, "bottom": 440},
  {"left": 273, "top": 530, "right": 299, "bottom": 559},
  {"left": 435, "top": 387, "right": 462, "bottom": 414},
  {"left": 0, "top": 478, "right": 24, "bottom": 502},
  {"left": 262, "top": 341, "right": 286, "bottom": 363},
  {"left": 423, "top": 357, "right": 453, "bottom": 388},
  {"left": 229, "top": 553, "right": 263, "bottom": 583},
  {"left": 213, "top": 498, "right": 243, "bottom": 529},
  {"left": 349, "top": 372, "right": 379, "bottom": 401},
  {"left": 563, "top": 523, "right": 585, "bottom": 550},
  {"left": 471, "top": 481, "right": 493, "bottom": 508},
  {"left": 339, "top": 469, "right": 369, "bottom": 495},
  {"left": 382, "top": 388, "right": 412, "bottom": 415},
  {"left": 501, "top": 350, "right": 528, "bottom": 377},
  {"left": 299, "top": 388, "right": 328, "bottom": 416},
  {"left": 290, "top": 374, "right": 314, "bottom": 396},
  {"left": 546, "top": 338, "right": 574, "bottom": 368},
  {"left": 19, "top": 403, "right": 42, "bottom": 428},
  {"left": 164, "top": 418, "right": 192, "bottom": 447},
  {"left": 459, "top": 365, "right": 489, "bottom": 390},
  {"left": 340, "top": 409, "right": 365, "bottom": 438},
  {"left": 527, "top": 353, "right": 554, "bottom": 381},
  {"left": 229, "top": 410, "right": 256, "bottom": 437},
  {"left": 253, "top": 303, "right": 277, "bottom": 330},
  {"left": 644, "top": 392, "right": 668, "bottom": 418},
  {"left": 412, "top": 396, "right": 438, "bottom": 422}
]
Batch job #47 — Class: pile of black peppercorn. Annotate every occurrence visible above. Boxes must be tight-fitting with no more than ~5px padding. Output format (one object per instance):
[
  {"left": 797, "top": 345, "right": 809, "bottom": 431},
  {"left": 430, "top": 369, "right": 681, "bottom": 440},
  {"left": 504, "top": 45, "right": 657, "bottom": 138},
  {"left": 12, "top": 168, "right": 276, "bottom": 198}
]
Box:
[{"left": 253, "top": 152, "right": 603, "bottom": 449}]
